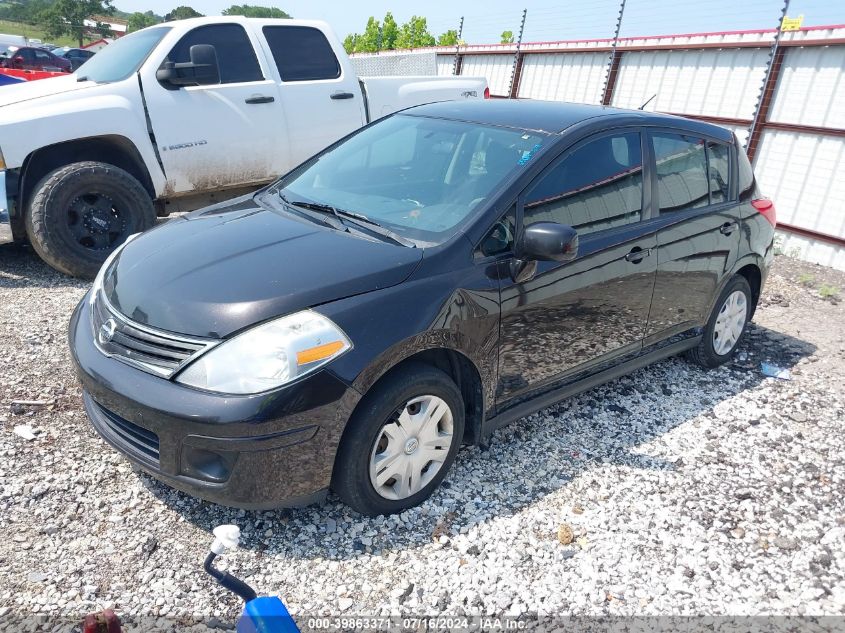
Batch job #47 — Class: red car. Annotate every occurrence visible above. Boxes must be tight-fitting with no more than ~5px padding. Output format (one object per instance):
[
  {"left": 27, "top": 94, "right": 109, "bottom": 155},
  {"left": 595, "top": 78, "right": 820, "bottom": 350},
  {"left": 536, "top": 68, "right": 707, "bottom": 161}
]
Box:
[{"left": 1, "top": 46, "right": 72, "bottom": 72}]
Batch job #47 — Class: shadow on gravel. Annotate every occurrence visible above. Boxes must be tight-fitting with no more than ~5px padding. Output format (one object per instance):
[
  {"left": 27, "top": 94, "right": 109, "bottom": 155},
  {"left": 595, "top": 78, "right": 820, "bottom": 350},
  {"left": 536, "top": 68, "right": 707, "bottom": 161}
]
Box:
[
  {"left": 0, "top": 243, "right": 89, "bottom": 290},
  {"left": 139, "top": 321, "right": 816, "bottom": 562}
]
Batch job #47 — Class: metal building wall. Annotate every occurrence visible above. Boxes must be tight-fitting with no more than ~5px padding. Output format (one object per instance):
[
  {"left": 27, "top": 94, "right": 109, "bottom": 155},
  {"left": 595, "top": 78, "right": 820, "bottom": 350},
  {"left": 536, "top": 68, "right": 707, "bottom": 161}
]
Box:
[
  {"left": 755, "top": 44, "right": 845, "bottom": 269},
  {"left": 459, "top": 54, "right": 513, "bottom": 96},
  {"left": 436, "top": 54, "right": 457, "bottom": 76},
  {"left": 769, "top": 46, "right": 845, "bottom": 128},
  {"left": 517, "top": 52, "right": 607, "bottom": 104},
  {"left": 611, "top": 48, "right": 770, "bottom": 119}
]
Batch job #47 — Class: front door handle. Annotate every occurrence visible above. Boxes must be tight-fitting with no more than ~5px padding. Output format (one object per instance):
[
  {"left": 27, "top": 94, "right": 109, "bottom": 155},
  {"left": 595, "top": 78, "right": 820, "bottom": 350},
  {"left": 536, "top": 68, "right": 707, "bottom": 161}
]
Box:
[
  {"left": 720, "top": 221, "right": 739, "bottom": 236},
  {"left": 625, "top": 247, "right": 652, "bottom": 263},
  {"left": 245, "top": 95, "right": 275, "bottom": 104},
  {"left": 330, "top": 91, "right": 355, "bottom": 100}
]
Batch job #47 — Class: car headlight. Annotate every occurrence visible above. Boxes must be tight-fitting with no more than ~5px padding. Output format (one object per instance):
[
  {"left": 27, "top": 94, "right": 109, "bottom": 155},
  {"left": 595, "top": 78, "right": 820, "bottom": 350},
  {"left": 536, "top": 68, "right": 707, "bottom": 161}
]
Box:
[{"left": 175, "top": 310, "right": 352, "bottom": 395}]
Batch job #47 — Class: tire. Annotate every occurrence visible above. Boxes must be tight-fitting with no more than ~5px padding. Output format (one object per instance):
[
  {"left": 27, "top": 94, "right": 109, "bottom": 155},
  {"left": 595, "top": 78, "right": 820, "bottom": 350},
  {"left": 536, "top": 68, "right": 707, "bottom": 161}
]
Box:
[
  {"left": 332, "top": 363, "right": 465, "bottom": 516},
  {"left": 25, "top": 162, "right": 155, "bottom": 279},
  {"left": 686, "top": 275, "right": 753, "bottom": 369}
]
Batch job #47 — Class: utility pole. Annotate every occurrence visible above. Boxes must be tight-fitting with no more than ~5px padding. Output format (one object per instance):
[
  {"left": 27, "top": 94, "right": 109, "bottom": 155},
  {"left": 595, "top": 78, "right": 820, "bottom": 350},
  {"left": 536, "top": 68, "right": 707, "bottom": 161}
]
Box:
[
  {"left": 507, "top": 8, "right": 527, "bottom": 99},
  {"left": 452, "top": 16, "right": 464, "bottom": 76},
  {"left": 747, "top": 0, "right": 791, "bottom": 159},
  {"left": 601, "top": 0, "right": 627, "bottom": 105}
]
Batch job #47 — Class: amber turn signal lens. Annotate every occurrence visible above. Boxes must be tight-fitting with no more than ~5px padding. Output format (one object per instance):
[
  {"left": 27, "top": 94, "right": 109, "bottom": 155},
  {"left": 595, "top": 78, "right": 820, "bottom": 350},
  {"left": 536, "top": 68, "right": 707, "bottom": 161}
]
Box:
[{"left": 296, "top": 340, "right": 345, "bottom": 366}]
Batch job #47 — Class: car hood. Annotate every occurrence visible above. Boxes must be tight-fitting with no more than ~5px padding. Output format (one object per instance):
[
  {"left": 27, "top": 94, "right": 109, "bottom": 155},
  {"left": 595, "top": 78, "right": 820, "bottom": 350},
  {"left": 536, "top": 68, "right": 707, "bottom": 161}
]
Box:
[
  {"left": 104, "top": 196, "right": 423, "bottom": 338},
  {"left": 0, "top": 73, "right": 89, "bottom": 107}
]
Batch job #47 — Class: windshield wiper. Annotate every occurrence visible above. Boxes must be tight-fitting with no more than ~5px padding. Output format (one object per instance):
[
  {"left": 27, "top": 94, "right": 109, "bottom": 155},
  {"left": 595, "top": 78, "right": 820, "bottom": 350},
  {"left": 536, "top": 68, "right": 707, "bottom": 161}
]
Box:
[
  {"left": 279, "top": 192, "right": 414, "bottom": 247},
  {"left": 333, "top": 209, "right": 416, "bottom": 248},
  {"left": 277, "top": 193, "right": 346, "bottom": 231}
]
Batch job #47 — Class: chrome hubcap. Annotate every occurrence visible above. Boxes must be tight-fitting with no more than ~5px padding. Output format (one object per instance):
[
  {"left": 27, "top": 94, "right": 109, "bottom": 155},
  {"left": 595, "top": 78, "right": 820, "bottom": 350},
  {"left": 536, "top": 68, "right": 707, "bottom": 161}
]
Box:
[
  {"left": 369, "top": 395, "right": 454, "bottom": 500},
  {"left": 713, "top": 290, "right": 747, "bottom": 355}
]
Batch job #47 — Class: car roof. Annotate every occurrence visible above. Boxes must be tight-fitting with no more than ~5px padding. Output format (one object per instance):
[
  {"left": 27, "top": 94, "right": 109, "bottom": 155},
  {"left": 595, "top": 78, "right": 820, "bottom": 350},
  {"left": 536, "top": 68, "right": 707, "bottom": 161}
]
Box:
[{"left": 403, "top": 100, "right": 734, "bottom": 142}]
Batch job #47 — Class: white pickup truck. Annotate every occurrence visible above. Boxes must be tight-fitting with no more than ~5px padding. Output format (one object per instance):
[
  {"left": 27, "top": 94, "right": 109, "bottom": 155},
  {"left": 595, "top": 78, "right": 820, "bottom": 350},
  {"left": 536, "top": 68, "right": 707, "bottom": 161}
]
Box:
[{"left": 0, "top": 17, "right": 488, "bottom": 277}]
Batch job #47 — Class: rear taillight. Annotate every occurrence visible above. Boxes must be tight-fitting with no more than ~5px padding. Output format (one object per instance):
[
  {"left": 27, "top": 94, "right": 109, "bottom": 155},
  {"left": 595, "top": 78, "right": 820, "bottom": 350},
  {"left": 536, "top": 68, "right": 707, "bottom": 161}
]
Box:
[
  {"left": 752, "top": 198, "right": 776, "bottom": 227},
  {"left": 483, "top": 86, "right": 490, "bottom": 99}
]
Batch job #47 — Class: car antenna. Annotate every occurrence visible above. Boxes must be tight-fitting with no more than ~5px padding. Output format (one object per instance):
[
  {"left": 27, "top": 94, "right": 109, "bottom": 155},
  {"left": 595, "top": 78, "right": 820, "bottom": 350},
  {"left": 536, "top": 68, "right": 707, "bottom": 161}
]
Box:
[{"left": 639, "top": 93, "right": 657, "bottom": 110}]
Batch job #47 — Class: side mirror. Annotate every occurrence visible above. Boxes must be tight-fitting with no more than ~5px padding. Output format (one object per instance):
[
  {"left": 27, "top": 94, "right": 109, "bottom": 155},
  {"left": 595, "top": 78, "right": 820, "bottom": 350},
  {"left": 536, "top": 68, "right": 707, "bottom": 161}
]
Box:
[
  {"left": 520, "top": 222, "right": 579, "bottom": 262},
  {"left": 11, "top": 56, "right": 23, "bottom": 68},
  {"left": 156, "top": 44, "right": 220, "bottom": 88}
]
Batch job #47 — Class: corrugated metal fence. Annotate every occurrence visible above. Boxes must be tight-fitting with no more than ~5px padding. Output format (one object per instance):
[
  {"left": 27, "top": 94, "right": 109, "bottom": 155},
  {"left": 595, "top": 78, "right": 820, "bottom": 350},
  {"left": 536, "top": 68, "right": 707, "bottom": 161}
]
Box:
[{"left": 428, "top": 25, "right": 845, "bottom": 269}]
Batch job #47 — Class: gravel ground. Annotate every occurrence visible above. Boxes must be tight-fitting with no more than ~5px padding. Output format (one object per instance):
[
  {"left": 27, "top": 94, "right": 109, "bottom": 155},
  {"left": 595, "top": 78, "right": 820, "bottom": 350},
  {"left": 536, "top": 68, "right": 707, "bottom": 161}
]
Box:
[{"left": 0, "top": 242, "right": 843, "bottom": 630}]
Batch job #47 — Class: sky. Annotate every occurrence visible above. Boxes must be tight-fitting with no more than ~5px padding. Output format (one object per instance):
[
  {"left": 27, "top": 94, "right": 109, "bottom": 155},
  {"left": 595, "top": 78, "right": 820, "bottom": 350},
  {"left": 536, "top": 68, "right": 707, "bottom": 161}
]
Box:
[{"left": 112, "top": 0, "right": 845, "bottom": 44}]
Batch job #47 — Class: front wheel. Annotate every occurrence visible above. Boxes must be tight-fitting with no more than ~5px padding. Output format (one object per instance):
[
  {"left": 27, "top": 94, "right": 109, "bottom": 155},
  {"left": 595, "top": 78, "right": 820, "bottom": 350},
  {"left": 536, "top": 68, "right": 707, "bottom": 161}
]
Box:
[
  {"left": 332, "top": 363, "right": 465, "bottom": 516},
  {"left": 26, "top": 161, "right": 155, "bottom": 279},
  {"left": 687, "top": 275, "right": 753, "bottom": 368}
]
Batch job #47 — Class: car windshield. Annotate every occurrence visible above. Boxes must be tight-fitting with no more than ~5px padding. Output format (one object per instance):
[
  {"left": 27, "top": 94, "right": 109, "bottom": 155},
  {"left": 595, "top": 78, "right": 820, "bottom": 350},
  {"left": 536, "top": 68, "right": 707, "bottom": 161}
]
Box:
[
  {"left": 272, "top": 114, "right": 547, "bottom": 244},
  {"left": 75, "top": 27, "right": 171, "bottom": 83}
]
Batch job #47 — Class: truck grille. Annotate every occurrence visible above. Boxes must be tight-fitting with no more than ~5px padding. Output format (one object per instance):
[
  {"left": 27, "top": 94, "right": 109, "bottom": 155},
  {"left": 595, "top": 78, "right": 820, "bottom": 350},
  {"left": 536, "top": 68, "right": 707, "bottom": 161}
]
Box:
[
  {"left": 91, "top": 397, "right": 161, "bottom": 463},
  {"left": 92, "top": 290, "right": 216, "bottom": 379}
]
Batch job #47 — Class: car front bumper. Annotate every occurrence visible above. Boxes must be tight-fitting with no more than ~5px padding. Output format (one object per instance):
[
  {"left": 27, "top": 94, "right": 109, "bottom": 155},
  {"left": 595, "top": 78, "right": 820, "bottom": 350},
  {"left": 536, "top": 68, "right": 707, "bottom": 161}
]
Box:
[
  {"left": 0, "top": 170, "right": 11, "bottom": 245},
  {"left": 69, "top": 295, "right": 362, "bottom": 509}
]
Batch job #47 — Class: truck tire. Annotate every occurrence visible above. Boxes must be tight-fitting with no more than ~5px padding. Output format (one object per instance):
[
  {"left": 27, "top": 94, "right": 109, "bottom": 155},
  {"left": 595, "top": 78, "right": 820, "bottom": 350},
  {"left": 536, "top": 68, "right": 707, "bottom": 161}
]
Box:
[{"left": 25, "top": 162, "right": 155, "bottom": 279}]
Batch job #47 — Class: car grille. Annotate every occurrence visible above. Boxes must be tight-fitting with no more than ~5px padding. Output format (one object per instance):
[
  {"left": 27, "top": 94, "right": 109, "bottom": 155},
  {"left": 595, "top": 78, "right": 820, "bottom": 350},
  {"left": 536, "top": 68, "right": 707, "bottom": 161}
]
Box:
[
  {"left": 92, "top": 290, "right": 216, "bottom": 379},
  {"left": 91, "top": 398, "right": 161, "bottom": 463}
]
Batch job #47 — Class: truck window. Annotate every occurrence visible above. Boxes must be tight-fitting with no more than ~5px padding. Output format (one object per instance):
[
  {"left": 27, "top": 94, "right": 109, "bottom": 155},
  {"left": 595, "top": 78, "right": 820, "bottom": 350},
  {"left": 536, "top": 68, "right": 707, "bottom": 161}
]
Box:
[
  {"left": 167, "top": 24, "right": 263, "bottom": 84},
  {"left": 74, "top": 27, "right": 171, "bottom": 83},
  {"left": 262, "top": 26, "right": 341, "bottom": 82}
]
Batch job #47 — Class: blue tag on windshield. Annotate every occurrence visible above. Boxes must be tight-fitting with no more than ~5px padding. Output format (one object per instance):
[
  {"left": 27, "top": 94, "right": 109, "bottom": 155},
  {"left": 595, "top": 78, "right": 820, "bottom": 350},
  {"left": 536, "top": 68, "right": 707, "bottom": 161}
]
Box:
[{"left": 519, "top": 143, "right": 543, "bottom": 166}]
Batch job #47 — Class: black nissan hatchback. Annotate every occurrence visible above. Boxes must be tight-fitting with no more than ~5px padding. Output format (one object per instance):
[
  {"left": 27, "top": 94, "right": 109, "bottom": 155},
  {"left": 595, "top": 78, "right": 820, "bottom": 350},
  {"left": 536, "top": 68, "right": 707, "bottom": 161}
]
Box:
[{"left": 70, "top": 101, "right": 776, "bottom": 516}]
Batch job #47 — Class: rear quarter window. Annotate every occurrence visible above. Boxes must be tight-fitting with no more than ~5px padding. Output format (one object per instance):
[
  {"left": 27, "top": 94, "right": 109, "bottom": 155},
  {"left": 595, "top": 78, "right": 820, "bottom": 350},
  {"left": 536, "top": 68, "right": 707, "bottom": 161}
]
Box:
[
  {"left": 737, "top": 140, "right": 757, "bottom": 199},
  {"left": 263, "top": 26, "right": 341, "bottom": 82}
]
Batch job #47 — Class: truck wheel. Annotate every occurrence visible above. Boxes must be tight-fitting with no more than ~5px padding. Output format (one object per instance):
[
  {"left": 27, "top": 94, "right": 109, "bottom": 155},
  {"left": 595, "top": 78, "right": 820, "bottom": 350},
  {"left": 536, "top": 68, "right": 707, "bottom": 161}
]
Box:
[{"left": 25, "top": 162, "right": 154, "bottom": 279}]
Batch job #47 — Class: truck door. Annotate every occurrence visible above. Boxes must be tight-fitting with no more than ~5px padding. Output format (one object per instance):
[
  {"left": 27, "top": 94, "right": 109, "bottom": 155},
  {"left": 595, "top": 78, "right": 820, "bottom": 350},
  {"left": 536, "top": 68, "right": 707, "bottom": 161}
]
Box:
[
  {"left": 139, "top": 23, "right": 287, "bottom": 194},
  {"left": 258, "top": 25, "right": 366, "bottom": 170}
]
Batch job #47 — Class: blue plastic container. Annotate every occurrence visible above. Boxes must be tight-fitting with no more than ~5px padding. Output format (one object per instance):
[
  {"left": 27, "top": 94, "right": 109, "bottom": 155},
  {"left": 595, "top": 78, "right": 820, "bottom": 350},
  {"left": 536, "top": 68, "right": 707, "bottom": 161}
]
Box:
[{"left": 237, "top": 596, "right": 300, "bottom": 633}]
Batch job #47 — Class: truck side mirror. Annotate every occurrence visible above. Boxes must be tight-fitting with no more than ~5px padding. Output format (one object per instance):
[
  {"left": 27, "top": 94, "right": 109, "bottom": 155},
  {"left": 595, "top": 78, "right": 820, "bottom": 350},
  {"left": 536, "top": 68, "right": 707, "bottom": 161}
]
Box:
[{"left": 156, "top": 44, "right": 221, "bottom": 88}]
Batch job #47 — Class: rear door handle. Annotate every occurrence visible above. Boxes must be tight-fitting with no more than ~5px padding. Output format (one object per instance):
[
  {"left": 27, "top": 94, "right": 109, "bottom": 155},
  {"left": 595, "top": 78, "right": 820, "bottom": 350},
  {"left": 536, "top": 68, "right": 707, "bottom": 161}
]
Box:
[
  {"left": 720, "top": 221, "right": 739, "bottom": 236},
  {"left": 331, "top": 91, "right": 355, "bottom": 100},
  {"left": 625, "top": 247, "right": 652, "bottom": 263},
  {"left": 245, "top": 95, "right": 275, "bottom": 104}
]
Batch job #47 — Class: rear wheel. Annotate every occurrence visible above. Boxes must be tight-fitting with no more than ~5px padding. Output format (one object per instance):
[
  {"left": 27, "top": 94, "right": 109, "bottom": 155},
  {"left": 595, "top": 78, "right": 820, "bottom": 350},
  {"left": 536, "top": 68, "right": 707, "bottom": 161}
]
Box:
[
  {"left": 332, "top": 363, "right": 464, "bottom": 516},
  {"left": 25, "top": 161, "right": 155, "bottom": 279},
  {"left": 687, "top": 275, "right": 753, "bottom": 368}
]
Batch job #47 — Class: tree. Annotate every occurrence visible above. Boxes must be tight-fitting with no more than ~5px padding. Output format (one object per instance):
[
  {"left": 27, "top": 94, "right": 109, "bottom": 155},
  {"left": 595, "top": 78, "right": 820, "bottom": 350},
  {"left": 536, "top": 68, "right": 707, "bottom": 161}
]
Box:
[
  {"left": 0, "top": 0, "right": 52, "bottom": 23},
  {"left": 437, "top": 29, "right": 458, "bottom": 46},
  {"left": 381, "top": 11, "right": 397, "bottom": 50},
  {"left": 222, "top": 5, "right": 291, "bottom": 18},
  {"left": 342, "top": 33, "right": 359, "bottom": 54},
  {"left": 357, "top": 16, "right": 380, "bottom": 53},
  {"left": 40, "top": 0, "right": 115, "bottom": 47},
  {"left": 395, "top": 15, "right": 435, "bottom": 50},
  {"left": 500, "top": 30, "right": 514, "bottom": 44},
  {"left": 127, "top": 10, "right": 160, "bottom": 33},
  {"left": 164, "top": 6, "right": 204, "bottom": 21}
]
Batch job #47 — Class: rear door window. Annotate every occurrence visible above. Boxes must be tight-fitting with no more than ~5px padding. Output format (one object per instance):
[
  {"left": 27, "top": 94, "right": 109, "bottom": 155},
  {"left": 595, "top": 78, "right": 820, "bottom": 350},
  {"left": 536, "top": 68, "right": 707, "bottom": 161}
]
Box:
[
  {"left": 652, "top": 133, "right": 709, "bottom": 212},
  {"left": 263, "top": 26, "right": 341, "bottom": 82},
  {"left": 524, "top": 131, "right": 644, "bottom": 237},
  {"left": 167, "top": 24, "right": 263, "bottom": 84}
]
